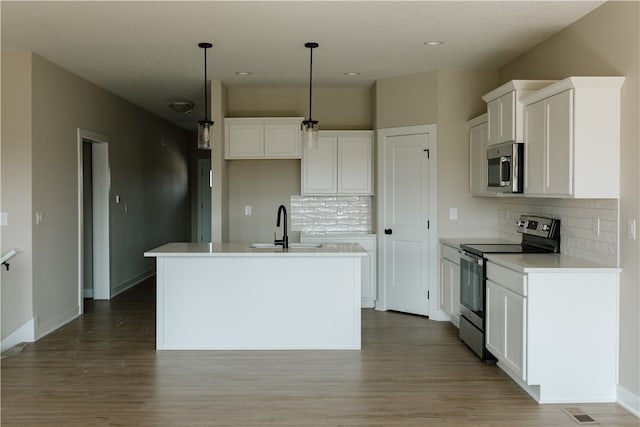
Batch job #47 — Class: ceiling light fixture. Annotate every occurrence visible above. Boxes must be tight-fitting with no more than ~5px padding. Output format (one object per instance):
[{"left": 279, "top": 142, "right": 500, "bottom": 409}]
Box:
[
  {"left": 344, "top": 72, "right": 360, "bottom": 76},
  {"left": 235, "top": 71, "right": 252, "bottom": 76},
  {"left": 169, "top": 100, "right": 196, "bottom": 114},
  {"left": 197, "top": 42, "right": 214, "bottom": 150},
  {"left": 302, "top": 42, "right": 319, "bottom": 149},
  {"left": 424, "top": 40, "right": 444, "bottom": 46}
]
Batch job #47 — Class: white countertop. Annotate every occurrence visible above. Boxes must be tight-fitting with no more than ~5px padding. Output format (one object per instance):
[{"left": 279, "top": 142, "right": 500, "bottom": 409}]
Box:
[
  {"left": 440, "top": 237, "right": 518, "bottom": 249},
  {"left": 144, "top": 242, "right": 367, "bottom": 258},
  {"left": 486, "top": 253, "right": 621, "bottom": 273}
]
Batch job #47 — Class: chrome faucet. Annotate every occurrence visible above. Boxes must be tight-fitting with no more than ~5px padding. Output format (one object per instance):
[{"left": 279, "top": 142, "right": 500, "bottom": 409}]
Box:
[{"left": 274, "top": 204, "right": 289, "bottom": 249}]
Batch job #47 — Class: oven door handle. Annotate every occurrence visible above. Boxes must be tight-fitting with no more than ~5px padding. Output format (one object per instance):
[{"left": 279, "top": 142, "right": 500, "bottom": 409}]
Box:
[{"left": 459, "top": 250, "right": 483, "bottom": 265}]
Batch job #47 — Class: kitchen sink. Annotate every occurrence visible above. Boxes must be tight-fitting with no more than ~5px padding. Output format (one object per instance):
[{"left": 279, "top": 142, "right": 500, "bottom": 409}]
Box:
[{"left": 249, "top": 242, "right": 322, "bottom": 249}]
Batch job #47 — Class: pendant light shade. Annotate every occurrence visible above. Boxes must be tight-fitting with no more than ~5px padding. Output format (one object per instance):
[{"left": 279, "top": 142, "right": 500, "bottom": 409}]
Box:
[
  {"left": 302, "top": 42, "right": 319, "bottom": 149},
  {"left": 197, "top": 42, "right": 214, "bottom": 150}
]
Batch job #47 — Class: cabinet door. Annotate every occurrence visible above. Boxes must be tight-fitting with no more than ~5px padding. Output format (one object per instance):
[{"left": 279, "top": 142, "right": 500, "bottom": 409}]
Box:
[
  {"left": 524, "top": 101, "right": 545, "bottom": 195},
  {"left": 264, "top": 124, "right": 301, "bottom": 158},
  {"left": 487, "top": 98, "right": 502, "bottom": 146},
  {"left": 227, "top": 124, "right": 264, "bottom": 158},
  {"left": 440, "top": 258, "right": 453, "bottom": 317},
  {"left": 451, "top": 262, "right": 460, "bottom": 323},
  {"left": 338, "top": 135, "right": 372, "bottom": 195},
  {"left": 545, "top": 90, "right": 573, "bottom": 196},
  {"left": 504, "top": 290, "right": 527, "bottom": 381},
  {"left": 469, "top": 121, "right": 489, "bottom": 195},
  {"left": 500, "top": 92, "right": 516, "bottom": 143},
  {"left": 302, "top": 136, "right": 338, "bottom": 194},
  {"left": 485, "top": 282, "right": 505, "bottom": 359}
]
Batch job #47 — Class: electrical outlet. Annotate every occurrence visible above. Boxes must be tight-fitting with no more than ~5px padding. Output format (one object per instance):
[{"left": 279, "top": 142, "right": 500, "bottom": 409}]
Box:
[
  {"left": 449, "top": 208, "right": 458, "bottom": 220},
  {"left": 35, "top": 211, "right": 43, "bottom": 225},
  {"left": 244, "top": 205, "right": 252, "bottom": 216},
  {"left": 0, "top": 212, "right": 7, "bottom": 226}
]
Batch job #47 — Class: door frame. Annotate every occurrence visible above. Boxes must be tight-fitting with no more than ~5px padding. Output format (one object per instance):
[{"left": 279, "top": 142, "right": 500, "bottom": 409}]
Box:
[
  {"left": 376, "top": 124, "right": 438, "bottom": 315},
  {"left": 77, "top": 129, "right": 111, "bottom": 309}
]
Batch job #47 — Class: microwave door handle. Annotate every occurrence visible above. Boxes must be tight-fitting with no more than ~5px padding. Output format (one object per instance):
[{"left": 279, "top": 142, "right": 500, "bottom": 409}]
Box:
[{"left": 500, "top": 156, "right": 511, "bottom": 185}]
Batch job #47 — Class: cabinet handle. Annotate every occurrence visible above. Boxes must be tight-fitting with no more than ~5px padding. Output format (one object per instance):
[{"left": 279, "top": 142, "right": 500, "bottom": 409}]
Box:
[{"left": 384, "top": 229, "right": 393, "bottom": 235}]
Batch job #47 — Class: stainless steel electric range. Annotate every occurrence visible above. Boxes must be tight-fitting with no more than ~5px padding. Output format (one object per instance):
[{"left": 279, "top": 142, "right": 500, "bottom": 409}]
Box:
[{"left": 458, "top": 214, "right": 560, "bottom": 362}]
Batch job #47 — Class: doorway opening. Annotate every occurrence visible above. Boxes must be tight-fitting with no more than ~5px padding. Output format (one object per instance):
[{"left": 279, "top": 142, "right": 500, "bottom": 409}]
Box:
[
  {"left": 77, "top": 129, "right": 110, "bottom": 312},
  {"left": 197, "top": 158, "right": 212, "bottom": 242}
]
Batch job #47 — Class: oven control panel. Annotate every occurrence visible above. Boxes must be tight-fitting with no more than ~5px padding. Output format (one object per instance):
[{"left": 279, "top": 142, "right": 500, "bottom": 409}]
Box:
[{"left": 516, "top": 215, "right": 559, "bottom": 238}]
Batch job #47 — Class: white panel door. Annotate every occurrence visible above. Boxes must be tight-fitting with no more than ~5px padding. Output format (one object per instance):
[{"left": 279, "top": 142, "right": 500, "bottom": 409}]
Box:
[
  {"left": 227, "top": 124, "right": 264, "bottom": 158},
  {"left": 264, "top": 124, "right": 300, "bottom": 158},
  {"left": 382, "top": 133, "right": 431, "bottom": 316}
]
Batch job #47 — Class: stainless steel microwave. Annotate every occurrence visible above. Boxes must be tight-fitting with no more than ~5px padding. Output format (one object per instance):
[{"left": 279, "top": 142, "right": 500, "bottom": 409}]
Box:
[{"left": 487, "top": 142, "right": 523, "bottom": 193}]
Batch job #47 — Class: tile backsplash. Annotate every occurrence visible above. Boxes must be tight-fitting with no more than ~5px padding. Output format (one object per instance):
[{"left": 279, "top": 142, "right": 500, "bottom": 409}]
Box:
[
  {"left": 496, "top": 198, "right": 619, "bottom": 266},
  {"left": 290, "top": 195, "right": 373, "bottom": 235}
]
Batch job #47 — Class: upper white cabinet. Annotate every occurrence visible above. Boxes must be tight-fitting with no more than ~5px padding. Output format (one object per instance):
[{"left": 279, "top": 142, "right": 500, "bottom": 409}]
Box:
[
  {"left": 467, "top": 114, "right": 494, "bottom": 196},
  {"left": 302, "top": 130, "right": 373, "bottom": 195},
  {"left": 522, "top": 77, "right": 625, "bottom": 198},
  {"left": 225, "top": 117, "right": 304, "bottom": 159},
  {"left": 482, "top": 80, "right": 556, "bottom": 146}
]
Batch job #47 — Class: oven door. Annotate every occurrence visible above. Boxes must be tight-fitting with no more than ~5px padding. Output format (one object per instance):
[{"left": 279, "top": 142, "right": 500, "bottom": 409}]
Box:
[{"left": 459, "top": 250, "right": 484, "bottom": 330}]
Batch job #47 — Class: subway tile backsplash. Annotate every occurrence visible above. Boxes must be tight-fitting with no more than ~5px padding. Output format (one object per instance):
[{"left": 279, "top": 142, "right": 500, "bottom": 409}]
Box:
[
  {"left": 290, "top": 195, "right": 372, "bottom": 235},
  {"left": 496, "top": 198, "right": 619, "bottom": 266}
]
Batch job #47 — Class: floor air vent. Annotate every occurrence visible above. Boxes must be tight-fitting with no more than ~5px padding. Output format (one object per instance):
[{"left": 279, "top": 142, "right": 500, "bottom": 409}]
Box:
[{"left": 562, "top": 407, "right": 600, "bottom": 425}]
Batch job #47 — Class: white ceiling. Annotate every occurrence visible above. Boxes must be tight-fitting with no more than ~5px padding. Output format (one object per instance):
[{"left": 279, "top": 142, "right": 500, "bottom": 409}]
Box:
[{"left": 1, "top": 1, "right": 606, "bottom": 130}]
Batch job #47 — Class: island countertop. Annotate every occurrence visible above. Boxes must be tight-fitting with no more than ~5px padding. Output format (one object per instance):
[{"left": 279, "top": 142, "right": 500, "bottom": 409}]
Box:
[{"left": 144, "top": 242, "right": 367, "bottom": 258}]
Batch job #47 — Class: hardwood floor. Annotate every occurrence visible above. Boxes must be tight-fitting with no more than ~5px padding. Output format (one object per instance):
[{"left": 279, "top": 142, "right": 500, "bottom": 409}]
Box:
[{"left": 1, "top": 277, "right": 636, "bottom": 426}]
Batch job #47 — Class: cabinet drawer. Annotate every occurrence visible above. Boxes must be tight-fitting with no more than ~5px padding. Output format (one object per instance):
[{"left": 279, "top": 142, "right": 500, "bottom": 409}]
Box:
[
  {"left": 486, "top": 262, "right": 527, "bottom": 296},
  {"left": 441, "top": 244, "right": 460, "bottom": 264}
]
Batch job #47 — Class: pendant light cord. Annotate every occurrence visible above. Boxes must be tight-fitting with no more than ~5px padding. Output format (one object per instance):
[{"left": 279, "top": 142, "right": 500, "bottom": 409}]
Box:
[
  {"left": 203, "top": 46, "right": 208, "bottom": 121},
  {"left": 308, "top": 46, "right": 313, "bottom": 120}
]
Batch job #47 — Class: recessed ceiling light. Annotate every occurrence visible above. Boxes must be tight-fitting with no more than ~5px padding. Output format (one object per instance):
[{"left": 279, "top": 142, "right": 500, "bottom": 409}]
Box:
[
  {"left": 235, "top": 71, "right": 252, "bottom": 76},
  {"left": 424, "top": 41, "right": 444, "bottom": 46},
  {"left": 344, "top": 72, "right": 360, "bottom": 76}
]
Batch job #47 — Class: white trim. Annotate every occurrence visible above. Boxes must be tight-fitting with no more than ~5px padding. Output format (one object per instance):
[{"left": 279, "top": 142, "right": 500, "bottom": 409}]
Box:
[
  {"left": 111, "top": 269, "right": 155, "bottom": 298},
  {"left": 77, "top": 129, "right": 111, "bottom": 307},
  {"left": 376, "top": 124, "right": 438, "bottom": 315},
  {"left": 36, "top": 305, "right": 80, "bottom": 340},
  {"left": 1, "top": 319, "right": 35, "bottom": 352},
  {"left": 617, "top": 385, "right": 640, "bottom": 417}
]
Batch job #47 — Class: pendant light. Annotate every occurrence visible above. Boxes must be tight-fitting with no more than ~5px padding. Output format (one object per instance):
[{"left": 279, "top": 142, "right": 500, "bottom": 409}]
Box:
[
  {"left": 197, "top": 42, "right": 214, "bottom": 150},
  {"left": 301, "top": 42, "right": 319, "bottom": 149}
]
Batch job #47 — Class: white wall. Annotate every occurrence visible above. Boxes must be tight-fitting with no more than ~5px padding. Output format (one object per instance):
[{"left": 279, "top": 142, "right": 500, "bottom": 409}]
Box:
[{"left": 498, "top": 0, "right": 639, "bottom": 403}]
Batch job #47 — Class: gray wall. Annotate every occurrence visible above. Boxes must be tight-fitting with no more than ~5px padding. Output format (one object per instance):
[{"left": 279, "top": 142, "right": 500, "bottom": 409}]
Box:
[{"left": 1, "top": 51, "right": 192, "bottom": 343}]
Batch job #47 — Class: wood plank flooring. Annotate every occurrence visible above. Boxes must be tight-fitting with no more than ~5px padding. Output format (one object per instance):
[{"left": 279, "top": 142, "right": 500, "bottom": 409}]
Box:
[{"left": 1, "top": 277, "right": 636, "bottom": 426}]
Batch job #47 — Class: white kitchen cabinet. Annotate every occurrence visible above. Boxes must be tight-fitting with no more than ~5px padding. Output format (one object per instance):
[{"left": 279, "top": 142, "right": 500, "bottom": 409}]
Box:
[
  {"left": 467, "top": 114, "right": 494, "bottom": 196},
  {"left": 225, "top": 117, "right": 304, "bottom": 159},
  {"left": 482, "top": 80, "right": 556, "bottom": 146},
  {"left": 485, "top": 254, "right": 620, "bottom": 403},
  {"left": 522, "top": 77, "right": 624, "bottom": 198},
  {"left": 440, "top": 243, "right": 461, "bottom": 327},
  {"left": 302, "top": 234, "right": 377, "bottom": 308},
  {"left": 302, "top": 131, "right": 373, "bottom": 195}
]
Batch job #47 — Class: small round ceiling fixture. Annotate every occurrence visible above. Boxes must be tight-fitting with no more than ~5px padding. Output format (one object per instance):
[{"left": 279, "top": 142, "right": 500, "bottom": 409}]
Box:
[
  {"left": 235, "top": 71, "right": 252, "bottom": 76},
  {"left": 169, "top": 101, "right": 196, "bottom": 114},
  {"left": 344, "top": 72, "right": 360, "bottom": 76},
  {"left": 424, "top": 41, "right": 444, "bottom": 46}
]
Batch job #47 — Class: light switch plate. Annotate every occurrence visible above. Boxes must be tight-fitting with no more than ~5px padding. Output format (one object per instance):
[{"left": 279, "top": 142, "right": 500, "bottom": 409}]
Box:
[
  {"left": 0, "top": 212, "right": 7, "bottom": 226},
  {"left": 244, "top": 205, "right": 252, "bottom": 216},
  {"left": 449, "top": 208, "right": 458, "bottom": 220},
  {"left": 628, "top": 219, "right": 637, "bottom": 240}
]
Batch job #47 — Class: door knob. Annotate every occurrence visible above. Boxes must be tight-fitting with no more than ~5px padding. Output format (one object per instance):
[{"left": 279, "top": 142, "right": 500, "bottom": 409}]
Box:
[{"left": 384, "top": 229, "right": 393, "bottom": 235}]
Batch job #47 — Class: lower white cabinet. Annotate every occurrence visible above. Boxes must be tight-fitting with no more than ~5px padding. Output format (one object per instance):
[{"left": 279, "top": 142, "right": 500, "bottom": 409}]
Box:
[
  {"left": 302, "top": 235, "right": 376, "bottom": 308},
  {"left": 440, "top": 243, "right": 461, "bottom": 327},
  {"left": 485, "top": 257, "right": 619, "bottom": 403}
]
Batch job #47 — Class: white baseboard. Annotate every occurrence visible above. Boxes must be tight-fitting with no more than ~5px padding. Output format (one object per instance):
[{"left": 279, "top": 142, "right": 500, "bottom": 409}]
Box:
[
  {"left": 111, "top": 269, "right": 154, "bottom": 298},
  {"left": 36, "top": 305, "right": 81, "bottom": 339},
  {"left": 617, "top": 385, "right": 640, "bottom": 417},
  {"left": 1, "top": 318, "right": 35, "bottom": 352}
]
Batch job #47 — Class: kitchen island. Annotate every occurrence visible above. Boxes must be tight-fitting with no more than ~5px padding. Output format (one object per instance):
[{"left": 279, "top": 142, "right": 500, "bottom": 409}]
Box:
[{"left": 144, "top": 242, "right": 366, "bottom": 350}]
